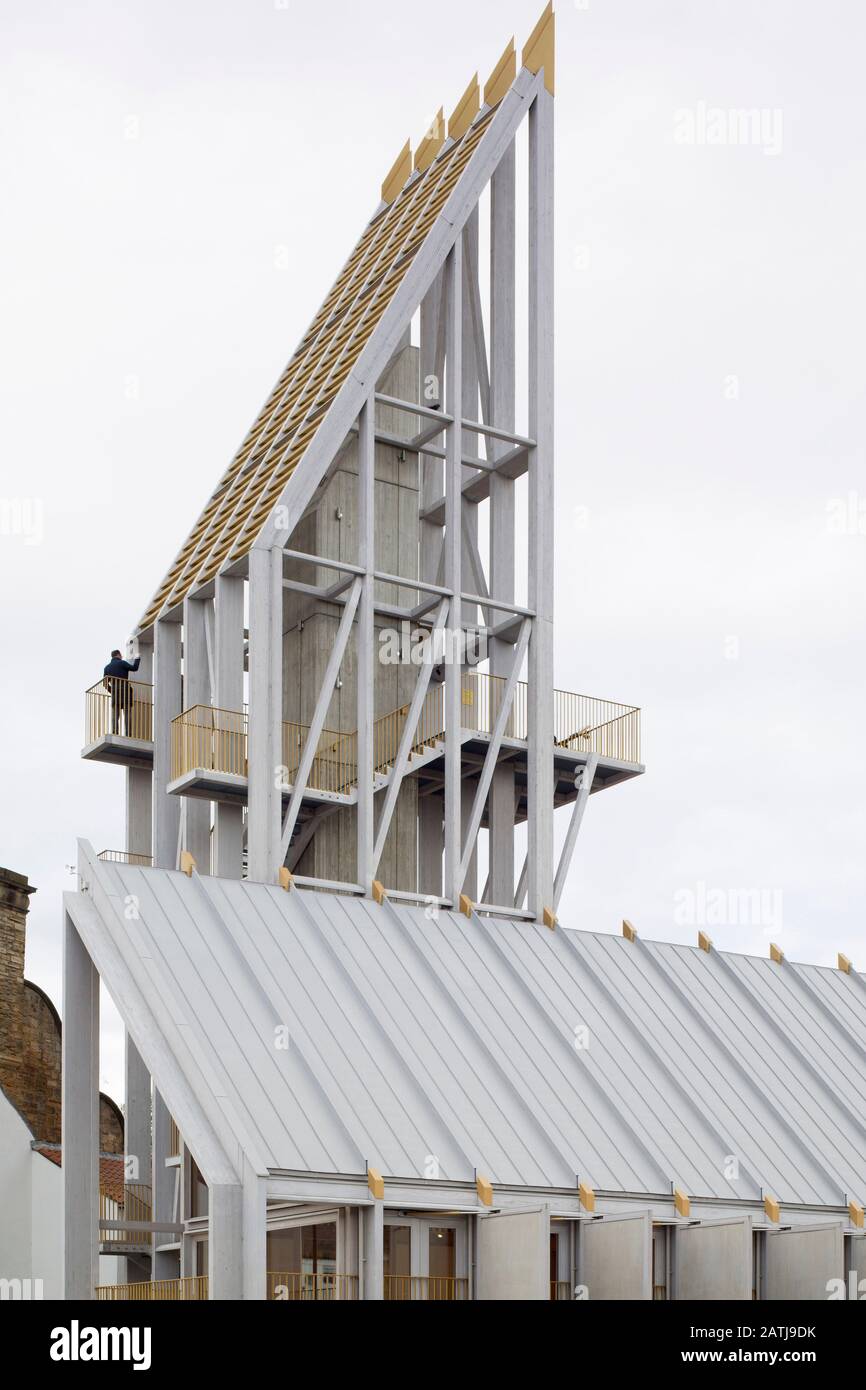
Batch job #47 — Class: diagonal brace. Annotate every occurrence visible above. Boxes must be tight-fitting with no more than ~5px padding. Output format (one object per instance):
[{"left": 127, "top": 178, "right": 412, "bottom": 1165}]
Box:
[
  {"left": 553, "top": 753, "right": 599, "bottom": 912},
  {"left": 279, "top": 577, "right": 362, "bottom": 863},
  {"left": 372, "top": 598, "right": 450, "bottom": 873},
  {"left": 457, "top": 618, "right": 531, "bottom": 890}
]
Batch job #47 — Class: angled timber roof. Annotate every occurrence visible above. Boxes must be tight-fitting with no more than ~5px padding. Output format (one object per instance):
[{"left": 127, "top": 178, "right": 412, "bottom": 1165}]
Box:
[
  {"left": 67, "top": 845, "right": 866, "bottom": 1211},
  {"left": 137, "top": 5, "right": 556, "bottom": 633}
]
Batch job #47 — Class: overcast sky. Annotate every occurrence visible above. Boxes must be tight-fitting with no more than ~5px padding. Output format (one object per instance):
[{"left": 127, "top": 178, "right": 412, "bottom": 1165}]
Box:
[{"left": 1, "top": 0, "right": 864, "bottom": 1104}]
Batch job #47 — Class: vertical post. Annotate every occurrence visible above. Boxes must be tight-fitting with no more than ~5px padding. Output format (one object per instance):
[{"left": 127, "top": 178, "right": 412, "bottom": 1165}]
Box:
[
  {"left": 151, "top": 1089, "right": 175, "bottom": 1280},
  {"left": 248, "top": 546, "right": 283, "bottom": 883},
  {"left": 443, "top": 239, "right": 463, "bottom": 905},
  {"left": 242, "top": 1161, "right": 267, "bottom": 1300},
  {"left": 527, "top": 90, "right": 555, "bottom": 921},
  {"left": 124, "top": 1034, "right": 151, "bottom": 1187},
  {"left": 419, "top": 274, "right": 445, "bottom": 896},
  {"left": 209, "top": 1184, "right": 244, "bottom": 1299},
  {"left": 153, "top": 618, "right": 182, "bottom": 869},
  {"left": 460, "top": 211, "right": 481, "bottom": 899},
  {"left": 362, "top": 1200, "right": 384, "bottom": 1300},
  {"left": 62, "top": 913, "right": 99, "bottom": 1300},
  {"left": 488, "top": 138, "right": 517, "bottom": 907},
  {"left": 183, "top": 596, "right": 212, "bottom": 873},
  {"left": 357, "top": 400, "right": 375, "bottom": 895},
  {"left": 213, "top": 574, "right": 245, "bottom": 878},
  {"left": 125, "top": 640, "right": 153, "bottom": 860}
]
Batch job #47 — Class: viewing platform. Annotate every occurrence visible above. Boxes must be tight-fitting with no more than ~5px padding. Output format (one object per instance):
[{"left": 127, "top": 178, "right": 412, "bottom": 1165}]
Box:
[
  {"left": 166, "top": 674, "right": 643, "bottom": 818},
  {"left": 81, "top": 676, "right": 154, "bottom": 768}
]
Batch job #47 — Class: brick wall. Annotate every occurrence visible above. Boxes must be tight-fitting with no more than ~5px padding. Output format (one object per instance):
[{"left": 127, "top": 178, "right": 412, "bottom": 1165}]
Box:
[{"left": 0, "top": 867, "right": 123, "bottom": 1152}]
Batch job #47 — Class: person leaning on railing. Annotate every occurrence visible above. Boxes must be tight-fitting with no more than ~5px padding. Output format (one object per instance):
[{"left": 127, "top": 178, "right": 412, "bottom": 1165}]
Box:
[{"left": 104, "top": 647, "right": 141, "bottom": 735}]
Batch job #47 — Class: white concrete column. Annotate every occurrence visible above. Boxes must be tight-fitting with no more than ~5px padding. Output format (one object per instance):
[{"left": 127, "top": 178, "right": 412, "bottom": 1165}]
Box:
[
  {"left": 151, "top": 1089, "right": 175, "bottom": 1280},
  {"left": 213, "top": 574, "right": 245, "bottom": 878},
  {"left": 247, "top": 546, "right": 283, "bottom": 883},
  {"left": 183, "top": 596, "right": 212, "bottom": 874},
  {"left": 488, "top": 139, "right": 517, "bottom": 907},
  {"left": 124, "top": 1034, "right": 151, "bottom": 1186},
  {"left": 242, "top": 1161, "right": 267, "bottom": 1300},
  {"left": 62, "top": 912, "right": 99, "bottom": 1300},
  {"left": 209, "top": 1184, "right": 244, "bottom": 1300},
  {"left": 125, "top": 641, "right": 153, "bottom": 860},
  {"left": 153, "top": 618, "right": 182, "bottom": 869},
  {"left": 443, "top": 240, "right": 463, "bottom": 905},
  {"left": 356, "top": 401, "right": 375, "bottom": 894},
  {"left": 527, "top": 90, "right": 555, "bottom": 920},
  {"left": 362, "top": 1200, "right": 384, "bottom": 1300}
]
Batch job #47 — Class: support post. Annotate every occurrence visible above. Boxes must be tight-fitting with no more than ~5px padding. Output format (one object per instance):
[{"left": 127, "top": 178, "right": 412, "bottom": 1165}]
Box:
[
  {"left": 488, "top": 137, "right": 517, "bottom": 907},
  {"left": 125, "top": 640, "right": 153, "bottom": 860},
  {"left": 153, "top": 618, "right": 182, "bottom": 869},
  {"left": 526, "top": 89, "right": 555, "bottom": 920},
  {"left": 183, "top": 596, "right": 212, "bottom": 873},
  {"left": 248, "top": 546, "right": 283, "bottom": 883},
  {"left": 213, "top": 574, "right": 245, "bottom": 878},
  {"left": 151, "top": 1089, "right": 175, "bottom": 1280},
  {"left": 209, "top": 1184, "right": 244, "bottom": 1300},
  {"left": 362, "top": 1199, "right": 384, "bottom": 1300},
  {"left": 357, "top": 399, "right": 375, "bottom": 894},
  {"left": 62, "top": 913, "right": 99, "bottom": 1300},
  {"left": 443, "top": 239, "right": 464, "bottom": 904}
]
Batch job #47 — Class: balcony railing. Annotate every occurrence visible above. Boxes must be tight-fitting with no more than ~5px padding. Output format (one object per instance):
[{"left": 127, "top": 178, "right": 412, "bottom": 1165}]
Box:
[
  {"left": 384, "top": 1275, "right": 469, "bottom": 1301},
  {"left": 551, "top": 1280, "right": 572, "bottom": 1300},
  {"left": 267, "top": 1271, "right": 359, "bottom": 1301},
  {"left": 283, "top": 723, "right": 358, "bottom": 796},
  {"left": 168, "top": 1116, "right": 181, "bottom": 1158},
  {"left": 170, "top": 683, "right": 641, "bottom": 788},
  {"left": 171, "top": 704, "right": 248, "bottom": 781},
  {"left": 86, "top": 677, "right": 153, "bottom": 744},
  {"left": 99, "top": 1182, "right": 153, "bottom": 1248},
  {"left": 97, "top": 850, "right": 153, "bottom": 868},
  {"left": 96, "top": 1276, "right": 208, "bottom": 1301}
]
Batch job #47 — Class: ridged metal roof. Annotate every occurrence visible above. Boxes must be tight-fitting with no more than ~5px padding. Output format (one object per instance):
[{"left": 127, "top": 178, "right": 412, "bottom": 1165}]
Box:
[{"left": 70, "top": 850, "right": 866, "bottom": 1208}]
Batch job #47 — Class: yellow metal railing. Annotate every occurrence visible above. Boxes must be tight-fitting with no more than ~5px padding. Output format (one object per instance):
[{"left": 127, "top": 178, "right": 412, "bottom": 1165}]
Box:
[
  {"left": 169, "top": 684, "right": 640, "bottom": 787},
  {"left": 384, "top": 1275, "right": 469, "bottom": 1301},
  {"left": 96, "top": 1276, "right": 208, "bottom": 1301},
  {"left": 551, "top": 1280, "right": 572, "bottom": 1301},
  {"left": 553, "top": 689, "right": 641, "bottom": 763},
  {"left": 86, "top": 677, "right": 153, "bottom": 744},
  {"left": 97, "top": 850, "right": 153, "bottom": 867},
  {"left": 99, "top": 1183, "right": 153, "bottom": 1248},
  {"left": 653, "top": 1283, "right": 668, "bottom": 1301},
  {"left": 372, "top": 684, "right": 445, "bottom": 775},
  {"left": 267, "top": 1271, "right": 359, "bottom": 1301},
  {"left": 171, "top": 704, "right": 248, "bottom": 781},
  {"left": 282, "top": 724, "right": 358, "bottom": 796},
  {"left": 168, "top": 1117, "right": 181, "bottom": 1158}
]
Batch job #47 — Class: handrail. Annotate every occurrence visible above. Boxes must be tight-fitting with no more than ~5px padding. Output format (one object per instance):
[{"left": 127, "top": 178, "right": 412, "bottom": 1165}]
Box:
[
  {"left": 85, "top": 677, "right": 153, "bottom": 744},
  {"left": 170, "top": 681, "right": 641, "bottom": 787},
  {"left": 96, "top": 1276, "right": 208, "bottom": 1301},
  {"left": 97, "top": 850, "right": 153, "bottom": 867},
  {"left": 98, "top": 1183, "right": 154, "bottom": 1248},
  {"left": 383, "top": 1274, "right": 469, "bottom": 1301},
  {"left": 267, "top": 1271, "right": 359, "bottom": 1301}
]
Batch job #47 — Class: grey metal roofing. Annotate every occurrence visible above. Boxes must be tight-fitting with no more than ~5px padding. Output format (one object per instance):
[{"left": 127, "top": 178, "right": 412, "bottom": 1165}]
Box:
[{"left": 68, "top": 847, "right": 866, "bottom": 1208}]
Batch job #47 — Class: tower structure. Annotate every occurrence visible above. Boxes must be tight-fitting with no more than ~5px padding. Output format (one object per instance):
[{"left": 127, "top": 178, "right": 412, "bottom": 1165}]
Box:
[{"left": 83, "top": 1, "right": 642, "bottom": 924}]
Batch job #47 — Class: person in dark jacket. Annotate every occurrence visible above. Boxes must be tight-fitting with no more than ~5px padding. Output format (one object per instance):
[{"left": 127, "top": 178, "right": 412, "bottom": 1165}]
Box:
[{"left": 104, "top": 648, "right": 141, "bottom": 735}]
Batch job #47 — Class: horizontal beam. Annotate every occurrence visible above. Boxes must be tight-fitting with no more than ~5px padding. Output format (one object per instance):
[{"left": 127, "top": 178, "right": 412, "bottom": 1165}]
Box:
[{"left": 421, "top": 444, "right": 529, "bottom": 524}]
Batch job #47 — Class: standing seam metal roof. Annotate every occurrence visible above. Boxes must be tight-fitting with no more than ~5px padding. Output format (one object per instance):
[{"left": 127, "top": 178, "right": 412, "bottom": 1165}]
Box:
[{"left": 69, "top": 853, "right": 866, "bottom": 1207}]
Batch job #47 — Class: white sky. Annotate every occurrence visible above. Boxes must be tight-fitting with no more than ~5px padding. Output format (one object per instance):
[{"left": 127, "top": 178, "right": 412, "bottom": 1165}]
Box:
[{"left": 1, "top": 0, "right": 864, "bottom": 1104}]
